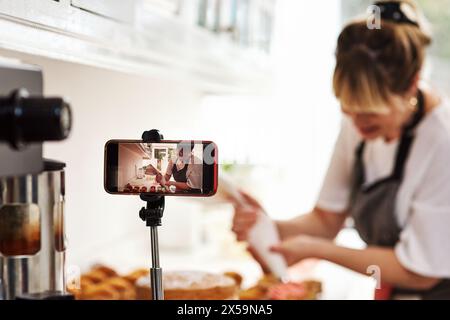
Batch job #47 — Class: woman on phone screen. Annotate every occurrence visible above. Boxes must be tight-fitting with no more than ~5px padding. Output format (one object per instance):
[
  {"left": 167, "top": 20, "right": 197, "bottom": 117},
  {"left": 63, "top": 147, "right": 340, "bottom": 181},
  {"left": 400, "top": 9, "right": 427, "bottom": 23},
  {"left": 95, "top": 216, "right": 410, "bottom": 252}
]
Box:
[{"left": 158, "top": 142, "right": 202, "bottom": 193}]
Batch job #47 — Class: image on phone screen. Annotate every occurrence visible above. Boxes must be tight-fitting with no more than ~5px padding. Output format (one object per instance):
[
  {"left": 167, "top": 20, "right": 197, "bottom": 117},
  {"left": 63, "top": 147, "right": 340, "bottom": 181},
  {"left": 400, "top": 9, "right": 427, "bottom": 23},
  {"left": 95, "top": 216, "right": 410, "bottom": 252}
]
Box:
[{"left": 104, "top": 140, "right": 217, "bottom": 196}]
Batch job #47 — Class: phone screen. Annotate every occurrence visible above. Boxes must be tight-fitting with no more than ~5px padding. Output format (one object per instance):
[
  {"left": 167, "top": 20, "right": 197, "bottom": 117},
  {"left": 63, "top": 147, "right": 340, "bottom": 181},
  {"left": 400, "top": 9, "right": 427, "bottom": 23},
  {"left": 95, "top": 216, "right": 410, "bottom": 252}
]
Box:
[{"left": 104, "top": 140, "right": 218, "bottom": 196}]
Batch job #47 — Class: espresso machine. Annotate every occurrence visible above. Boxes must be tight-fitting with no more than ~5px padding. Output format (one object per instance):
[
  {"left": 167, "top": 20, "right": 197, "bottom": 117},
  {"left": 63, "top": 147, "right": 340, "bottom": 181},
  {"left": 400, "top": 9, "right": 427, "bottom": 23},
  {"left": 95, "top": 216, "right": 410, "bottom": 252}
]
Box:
[{"left": 0, "top": 58, "right": 72, "bottom": 299}]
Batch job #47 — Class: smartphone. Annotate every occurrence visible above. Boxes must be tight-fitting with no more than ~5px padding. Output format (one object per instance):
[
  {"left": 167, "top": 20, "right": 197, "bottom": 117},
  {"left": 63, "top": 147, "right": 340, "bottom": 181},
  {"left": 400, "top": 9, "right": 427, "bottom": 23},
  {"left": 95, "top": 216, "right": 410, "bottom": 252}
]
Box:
[{"left": 104, "top": 140, "right": 218, "bottom": 196}]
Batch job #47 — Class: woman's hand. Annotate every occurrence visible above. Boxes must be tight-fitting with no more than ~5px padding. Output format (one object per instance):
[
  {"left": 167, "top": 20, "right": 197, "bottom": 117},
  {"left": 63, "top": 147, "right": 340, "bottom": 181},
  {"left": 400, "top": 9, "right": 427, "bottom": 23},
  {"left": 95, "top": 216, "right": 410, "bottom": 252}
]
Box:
[
  {"left": 230, "top": 191, "right": 274, "bottom": 272},
  {"left": 270, "top": 235, "right": 327, "bottom": 266},
  {"left": 231, "top": 191, "right": 264, "bottom": 241},
  {"left": 156, "top": 173, "right": 167, "bottom": 186},
  {"left": 272, "top": 235, "right": 441, "bottom": 290}
]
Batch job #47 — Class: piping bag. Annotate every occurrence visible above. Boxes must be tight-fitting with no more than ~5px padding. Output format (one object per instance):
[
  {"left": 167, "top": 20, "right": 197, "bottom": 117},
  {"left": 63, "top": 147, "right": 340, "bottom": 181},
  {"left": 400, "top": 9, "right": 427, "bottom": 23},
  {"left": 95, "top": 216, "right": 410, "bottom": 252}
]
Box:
[{"left": 219, "top": 175, "right": 289, "bottom": 280}]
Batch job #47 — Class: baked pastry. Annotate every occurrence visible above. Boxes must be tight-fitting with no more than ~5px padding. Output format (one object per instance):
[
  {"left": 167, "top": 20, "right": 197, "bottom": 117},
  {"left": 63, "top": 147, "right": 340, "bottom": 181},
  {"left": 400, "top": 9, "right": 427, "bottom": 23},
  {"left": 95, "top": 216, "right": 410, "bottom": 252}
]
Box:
[
  {"left": 81, "top": 264, "right": 118, "bottom": 284},
  {"left": 223, "top": 271, "right": 243, "bottom": 288},
  {"left": 104, "top": 277, "right": 137, "bottom": 300},
  {"left": 267, "top": 280, "right": 322, "bottom": 300},
  {"left": 267, "top": 282, "right": 307, "bottom": 300},
  {"left": 239, "top": 273, "right": 281, "bottom": 300},
  {"left": 82, "top": 270, "right": 109, "bottom": 284},
  {"left": 70, "top": 264, "right": 138, "bottom": 300},
  {"left": 302, "top": 280, "right": 322, "bottom": 299},
  {"left": 82, "top": 284, "right": 122, "bottom": 300},
  {"left": 91, "top": 265, "right": 118, "bottom": 278},
  {"left": 136, "top": 271, "right": 238, "bottom": 300},
  {"left": 123, "top": 269, "right": 149, "bottom": 284},
  {"left": 238, "top": 285, "right": 267, "bottom": 300},
  {"left": 239, "top": 274, "right": 322, "bottom": 300}
]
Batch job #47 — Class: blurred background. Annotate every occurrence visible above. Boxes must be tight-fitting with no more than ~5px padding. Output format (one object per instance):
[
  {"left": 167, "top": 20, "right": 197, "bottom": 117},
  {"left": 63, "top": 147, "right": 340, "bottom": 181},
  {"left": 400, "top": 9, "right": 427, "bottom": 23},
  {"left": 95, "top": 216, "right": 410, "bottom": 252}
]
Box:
[{"left": 0, "top": 0, "right": 449, "bottom": 299}]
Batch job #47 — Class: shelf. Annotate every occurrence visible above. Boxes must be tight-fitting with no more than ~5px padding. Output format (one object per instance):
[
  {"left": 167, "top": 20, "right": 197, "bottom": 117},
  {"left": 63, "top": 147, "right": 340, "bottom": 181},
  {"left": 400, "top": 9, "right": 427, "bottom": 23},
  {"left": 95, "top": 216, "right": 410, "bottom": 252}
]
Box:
[{"left": 0, "top": 0, "right": 273, "bottom": 94}]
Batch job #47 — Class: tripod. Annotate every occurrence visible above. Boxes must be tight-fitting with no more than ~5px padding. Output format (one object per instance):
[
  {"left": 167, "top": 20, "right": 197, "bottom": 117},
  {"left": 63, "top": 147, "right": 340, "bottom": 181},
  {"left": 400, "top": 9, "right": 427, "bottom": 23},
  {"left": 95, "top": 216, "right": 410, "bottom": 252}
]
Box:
[{"left": 139, "top": 129, "right": 165, "bottom": 300}]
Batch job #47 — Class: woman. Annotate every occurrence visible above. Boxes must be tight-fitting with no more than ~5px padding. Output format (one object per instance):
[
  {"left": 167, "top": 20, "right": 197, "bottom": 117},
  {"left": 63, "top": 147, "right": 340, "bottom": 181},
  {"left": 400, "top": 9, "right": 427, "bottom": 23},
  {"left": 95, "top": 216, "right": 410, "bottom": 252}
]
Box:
[
  {"left": 232, "top": 0, "right": 450, "bottom": 299},
  {"left": 158, "top": 142, "right": 202, "bottom": 192}
]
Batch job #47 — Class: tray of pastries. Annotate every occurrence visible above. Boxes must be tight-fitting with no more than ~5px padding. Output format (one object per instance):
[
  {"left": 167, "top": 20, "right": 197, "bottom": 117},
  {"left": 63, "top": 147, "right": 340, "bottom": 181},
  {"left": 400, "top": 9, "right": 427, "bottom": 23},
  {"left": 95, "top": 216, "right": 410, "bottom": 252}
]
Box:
[
  {"left": 67, "top": 265, "right": 148, "bottom": 300},
  {"left": 68, "top": 265, "right": 321, "bottom": 300},
  {"left": 68, "top": 265, "right": 240, "bottom": 300}
]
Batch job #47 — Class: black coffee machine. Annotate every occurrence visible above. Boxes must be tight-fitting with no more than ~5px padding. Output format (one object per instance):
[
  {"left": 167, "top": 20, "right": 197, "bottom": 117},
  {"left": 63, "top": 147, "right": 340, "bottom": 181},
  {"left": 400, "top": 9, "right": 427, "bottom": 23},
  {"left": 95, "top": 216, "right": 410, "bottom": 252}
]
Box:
[{"left": 0, "top": 58, "right": 73, "bottom": 299}]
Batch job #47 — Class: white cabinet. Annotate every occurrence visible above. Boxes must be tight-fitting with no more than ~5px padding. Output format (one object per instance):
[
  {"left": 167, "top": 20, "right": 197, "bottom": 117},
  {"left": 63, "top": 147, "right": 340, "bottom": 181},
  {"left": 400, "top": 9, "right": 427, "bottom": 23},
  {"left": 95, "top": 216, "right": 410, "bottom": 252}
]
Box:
[{"left": 0, "top": 0, "right": 272, "bottom": 93}]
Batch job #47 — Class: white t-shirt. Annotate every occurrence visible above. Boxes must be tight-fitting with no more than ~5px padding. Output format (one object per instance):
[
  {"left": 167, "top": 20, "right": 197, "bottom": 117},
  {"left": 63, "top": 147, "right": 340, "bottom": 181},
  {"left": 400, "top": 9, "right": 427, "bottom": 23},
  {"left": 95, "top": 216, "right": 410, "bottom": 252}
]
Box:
[{"left": 317, "top": 101, "right": 450, "bottom": 278}]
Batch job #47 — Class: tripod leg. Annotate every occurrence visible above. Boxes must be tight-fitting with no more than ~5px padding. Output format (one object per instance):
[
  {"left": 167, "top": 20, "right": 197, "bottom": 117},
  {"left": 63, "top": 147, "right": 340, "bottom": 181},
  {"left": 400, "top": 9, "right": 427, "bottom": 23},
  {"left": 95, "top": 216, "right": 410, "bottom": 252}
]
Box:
[{"left": 150, "top": 226, "right": 164, "bottom": 300}]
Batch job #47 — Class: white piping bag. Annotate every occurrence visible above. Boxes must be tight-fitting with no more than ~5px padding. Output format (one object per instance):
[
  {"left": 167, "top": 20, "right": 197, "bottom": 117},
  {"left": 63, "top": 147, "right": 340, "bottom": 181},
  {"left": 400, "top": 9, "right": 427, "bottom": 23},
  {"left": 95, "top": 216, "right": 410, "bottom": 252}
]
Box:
[{"left": 219, "top": 175, "right": 288, "bottom": 280}]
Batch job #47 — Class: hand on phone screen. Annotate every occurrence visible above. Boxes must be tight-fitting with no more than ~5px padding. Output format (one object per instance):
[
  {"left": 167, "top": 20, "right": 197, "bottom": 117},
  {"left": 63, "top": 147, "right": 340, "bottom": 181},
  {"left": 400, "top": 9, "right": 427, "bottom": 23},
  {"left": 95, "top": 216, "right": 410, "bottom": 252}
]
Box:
[{"left": 155, "top": 173, "right": 164, "bottom": 184}]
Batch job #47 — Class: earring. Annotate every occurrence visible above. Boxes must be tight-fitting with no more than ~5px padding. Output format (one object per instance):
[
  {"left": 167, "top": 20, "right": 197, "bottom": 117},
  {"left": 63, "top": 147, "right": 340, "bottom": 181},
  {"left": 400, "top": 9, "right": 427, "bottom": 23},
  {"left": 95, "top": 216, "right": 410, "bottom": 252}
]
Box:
[
  {"left": 409, "top": 96, "right": 418, "bottom": 107},
  {"left": 408, "top": 96, "right": 419, "bottom": 113}
]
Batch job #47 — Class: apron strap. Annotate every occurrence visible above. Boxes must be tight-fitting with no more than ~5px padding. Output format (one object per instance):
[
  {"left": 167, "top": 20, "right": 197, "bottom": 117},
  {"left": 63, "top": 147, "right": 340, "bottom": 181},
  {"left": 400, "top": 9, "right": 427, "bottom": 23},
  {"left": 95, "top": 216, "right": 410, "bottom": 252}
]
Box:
[
  {"left": 354, "top": 141, "right": 367, "bottom": 187},
  {"left": 392, "top": 90, "right": 426, "bottom": 180},
  {"left": 355, "top": 90, "right": 426, "bottom": 182}
]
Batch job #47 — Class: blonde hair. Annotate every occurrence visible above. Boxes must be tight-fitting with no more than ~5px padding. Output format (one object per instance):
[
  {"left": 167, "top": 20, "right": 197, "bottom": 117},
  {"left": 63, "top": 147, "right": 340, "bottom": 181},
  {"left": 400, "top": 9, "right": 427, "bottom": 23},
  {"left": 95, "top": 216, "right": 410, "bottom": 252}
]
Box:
[{"left": 333, "top": 0, "right": 432, "bottom": 114}]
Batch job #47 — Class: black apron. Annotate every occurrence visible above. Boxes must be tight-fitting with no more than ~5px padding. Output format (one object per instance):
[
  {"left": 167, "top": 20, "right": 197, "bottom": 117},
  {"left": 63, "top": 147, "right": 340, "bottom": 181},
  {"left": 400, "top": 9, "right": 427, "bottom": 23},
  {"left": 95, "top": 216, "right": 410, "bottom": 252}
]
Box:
[
  {"left": 171, "top": 161, "right": 201, "bottom": 194},
  {"left": 349, "top": 90, "right": 450, "bottom": 299},
  {"left": 172, "top": 162, "right": 189, "bottom": 183}
]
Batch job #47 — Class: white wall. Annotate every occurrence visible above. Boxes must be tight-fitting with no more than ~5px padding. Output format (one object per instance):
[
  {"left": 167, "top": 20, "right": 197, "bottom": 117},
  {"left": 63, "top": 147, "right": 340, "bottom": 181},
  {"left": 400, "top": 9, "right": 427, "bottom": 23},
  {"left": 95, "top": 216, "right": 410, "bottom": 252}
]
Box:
[
  {"left": 200, "top": 0, "right": 342, "bottom": 219},
  {"left": 118, "top": 144, "right": 145, "bottom": 188},
  {"left": 0, "top": 48, "right": 205, "bottom": 271},
  {"left": 267, "top": 0, "right": 342, "bottom": 217}
]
